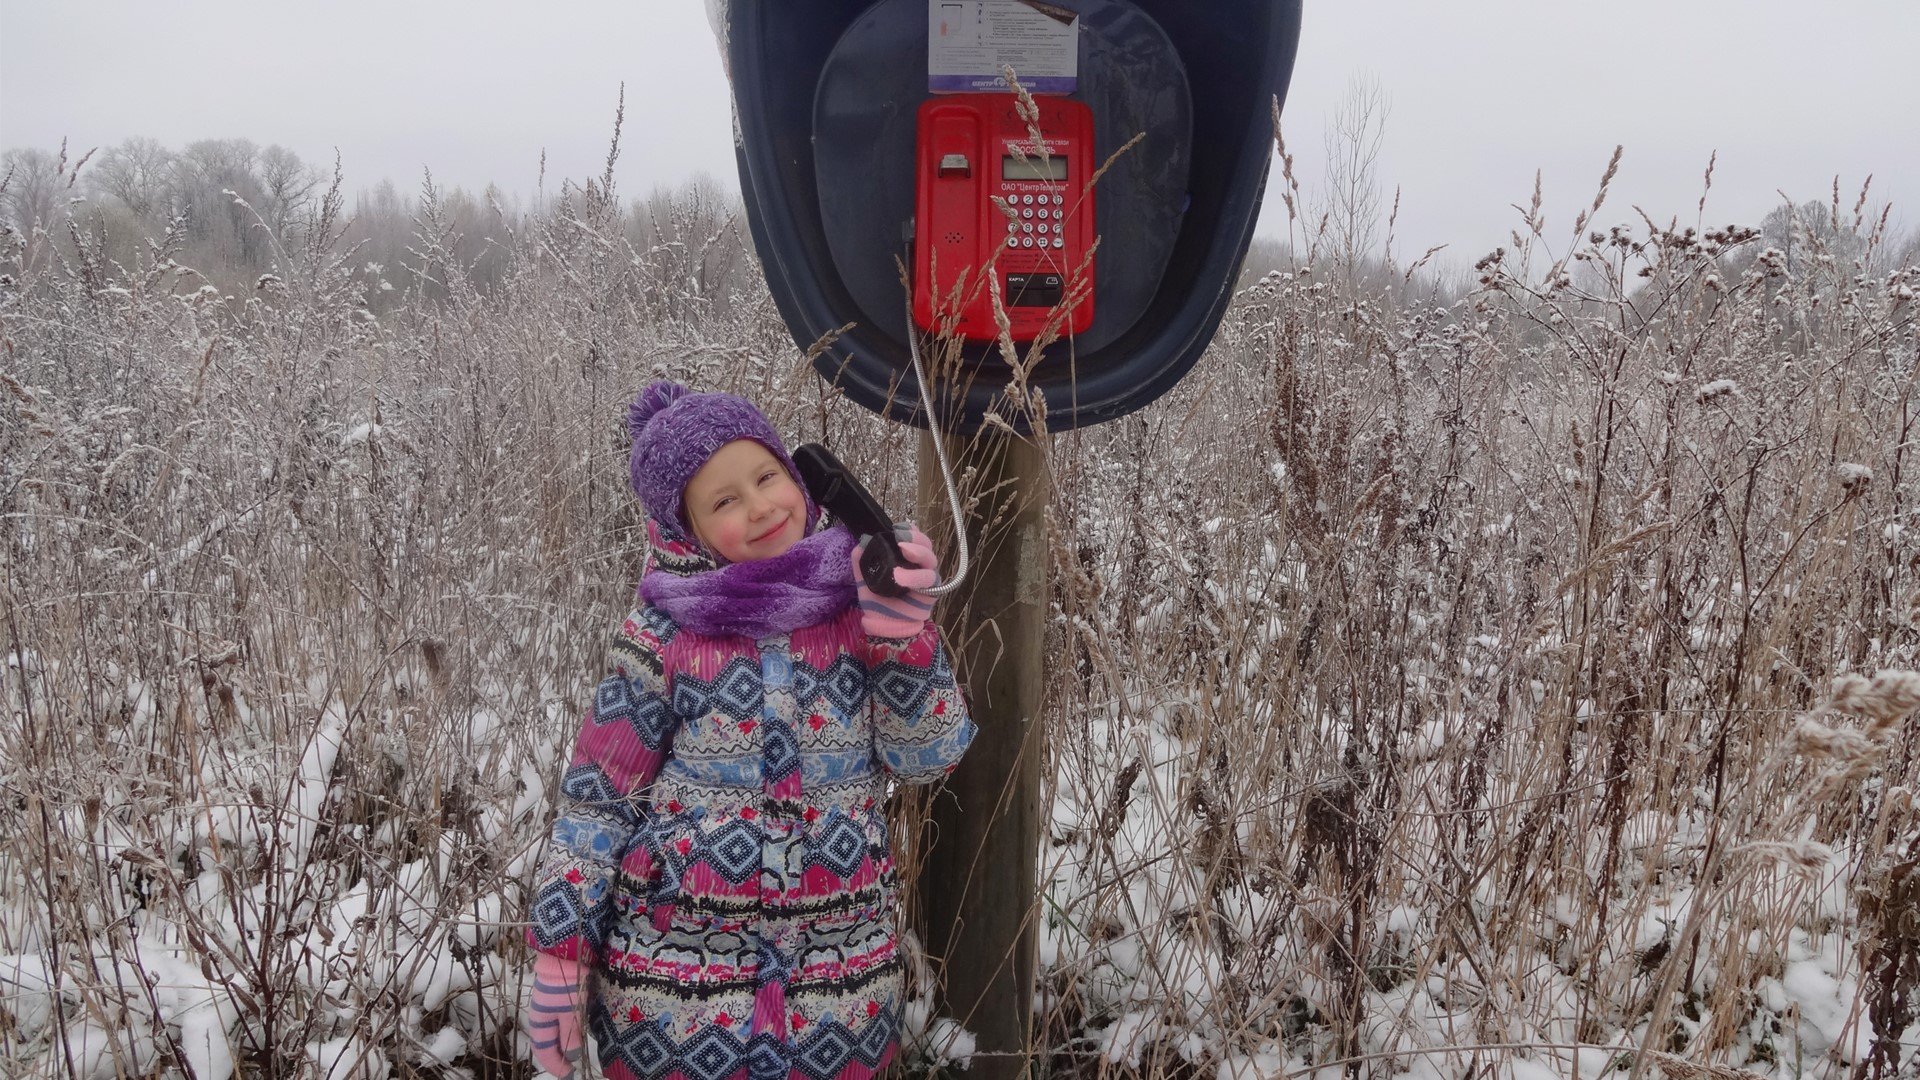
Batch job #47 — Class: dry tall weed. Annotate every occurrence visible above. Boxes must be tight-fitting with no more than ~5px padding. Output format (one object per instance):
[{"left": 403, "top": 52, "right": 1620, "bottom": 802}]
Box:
[{"left": 2, "top": 126, "right": 1917, "bottom": 1080}]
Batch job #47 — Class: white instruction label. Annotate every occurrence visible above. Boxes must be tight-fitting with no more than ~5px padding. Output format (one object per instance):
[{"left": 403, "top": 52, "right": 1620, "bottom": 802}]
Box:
[{"left": 929, "top": 0, "right": 1079, "bottom": 94}]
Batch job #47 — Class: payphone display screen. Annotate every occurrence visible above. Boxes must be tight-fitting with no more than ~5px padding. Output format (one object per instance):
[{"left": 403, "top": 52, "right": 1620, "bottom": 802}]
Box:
[{"left": 1001, "top": 155, "right": 1068, "bottom": 181}]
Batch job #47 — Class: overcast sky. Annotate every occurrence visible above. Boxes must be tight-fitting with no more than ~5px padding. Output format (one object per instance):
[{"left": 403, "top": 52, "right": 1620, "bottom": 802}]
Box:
[{"left": 4, "top": 0, "right": 1916, "bottom": 271}]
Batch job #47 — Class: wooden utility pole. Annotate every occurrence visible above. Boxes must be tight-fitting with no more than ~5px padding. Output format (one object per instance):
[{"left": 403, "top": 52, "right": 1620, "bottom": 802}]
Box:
[{"left": 914, "top": 426, "right": 1048, "bottom": 1080}]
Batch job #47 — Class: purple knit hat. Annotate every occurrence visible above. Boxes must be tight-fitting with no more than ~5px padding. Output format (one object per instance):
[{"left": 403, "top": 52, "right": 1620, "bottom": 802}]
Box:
[{"left": 626, "top": 380, "right": 818, "bottom": 545}]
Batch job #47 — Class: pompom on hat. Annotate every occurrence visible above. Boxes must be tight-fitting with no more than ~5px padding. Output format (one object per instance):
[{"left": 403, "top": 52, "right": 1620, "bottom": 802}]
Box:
[{"left": 626, "top": 380, "right": 818, "bottom": 545}]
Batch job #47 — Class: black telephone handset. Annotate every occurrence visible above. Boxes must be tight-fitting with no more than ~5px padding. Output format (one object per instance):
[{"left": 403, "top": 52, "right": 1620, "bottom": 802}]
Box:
[{"left": 792, "top": 443, "right": 909, "bottom": 599}]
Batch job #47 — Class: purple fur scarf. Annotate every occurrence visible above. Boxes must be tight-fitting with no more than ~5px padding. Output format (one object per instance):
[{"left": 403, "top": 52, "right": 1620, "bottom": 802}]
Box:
[{"left": 640, "top": 526, "right": 859, "bottom": 639}]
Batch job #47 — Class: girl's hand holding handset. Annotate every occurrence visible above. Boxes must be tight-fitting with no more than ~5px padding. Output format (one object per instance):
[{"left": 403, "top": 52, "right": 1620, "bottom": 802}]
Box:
[
  {"left": 855, "top": 523, "right": 940, "bottom": 638},
  {"left": 525, "top": 953, "right": 586, "bottom": 1079}
]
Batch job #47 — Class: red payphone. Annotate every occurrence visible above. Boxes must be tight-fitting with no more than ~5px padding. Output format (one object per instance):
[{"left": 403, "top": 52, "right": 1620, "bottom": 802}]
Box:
[{"left": 911, "top": 93, "right": 1095, "bottom": 342}]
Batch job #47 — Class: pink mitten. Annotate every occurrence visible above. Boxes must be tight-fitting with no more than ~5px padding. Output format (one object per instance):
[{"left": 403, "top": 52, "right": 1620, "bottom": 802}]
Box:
[
  {"left": 854, "top": 523, "right": 941, "bottom": 638},
  {"left": 526, "top": 953, "right": 586, "bottom": 1079}
]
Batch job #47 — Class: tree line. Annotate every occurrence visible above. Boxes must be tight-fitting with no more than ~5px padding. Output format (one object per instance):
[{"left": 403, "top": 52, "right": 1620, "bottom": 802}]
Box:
[
  {"left": 4, "top": 134, "right": 1909, "bottom": 323},
  {"left": 0, "top": 137, "right": 759, "bottom": 314}
]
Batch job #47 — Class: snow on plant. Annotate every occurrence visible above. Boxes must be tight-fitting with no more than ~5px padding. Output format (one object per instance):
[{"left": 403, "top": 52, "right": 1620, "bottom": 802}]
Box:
[{"left": 2, "top": 120, "right": 1917, "bottom": 1080}]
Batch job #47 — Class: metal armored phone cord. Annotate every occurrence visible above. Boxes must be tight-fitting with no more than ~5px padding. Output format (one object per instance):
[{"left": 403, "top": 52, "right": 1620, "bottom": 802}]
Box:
[{"left": 906, "top": 291, "right": 971, "bottom": 598}]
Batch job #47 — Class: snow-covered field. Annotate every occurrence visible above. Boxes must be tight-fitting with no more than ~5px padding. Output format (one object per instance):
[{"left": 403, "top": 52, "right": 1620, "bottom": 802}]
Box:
[{"left": 3, "top": 149, "right": 1918, "bottom": 1079}]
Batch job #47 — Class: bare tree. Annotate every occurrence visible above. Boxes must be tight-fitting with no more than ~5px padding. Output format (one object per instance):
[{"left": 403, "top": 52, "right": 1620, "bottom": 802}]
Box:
[
  {"left": 1320, "top": 74, "right": 1390, "bottom": 288},
  {"left": 0, "top": 147, "right": 66, "bottom": 235},
  {"left": 258, "top": 144, "right": 322, "bottom": 238},
  {"left": 0, "top": 145, "right": 91, "bottom": 276},
  {"left": 173, "top": 138, "right": 268, "bottom": 270},
  {"left": 87, "top": 136, "right": 174, "bottom": 222},
  {"left": 1760, "top": 197, "right": 1865, "bottom": 274}
]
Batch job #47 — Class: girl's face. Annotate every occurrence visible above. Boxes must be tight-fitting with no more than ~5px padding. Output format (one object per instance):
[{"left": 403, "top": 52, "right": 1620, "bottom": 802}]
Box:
[{"left": 684, "top": 439, "right": 808, "bottom": 563}]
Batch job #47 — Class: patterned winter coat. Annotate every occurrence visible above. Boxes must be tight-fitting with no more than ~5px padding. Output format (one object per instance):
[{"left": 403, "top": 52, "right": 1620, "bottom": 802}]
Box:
[{"left": 525, "top": 530, "right": 975, "bottom": 1080}]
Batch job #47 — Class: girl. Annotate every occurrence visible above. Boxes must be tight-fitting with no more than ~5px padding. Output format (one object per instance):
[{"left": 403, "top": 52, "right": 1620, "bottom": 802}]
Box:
[{"left": 523, "top": 381, "right": 975, "bottom": 1080}]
